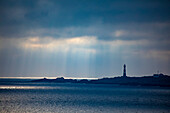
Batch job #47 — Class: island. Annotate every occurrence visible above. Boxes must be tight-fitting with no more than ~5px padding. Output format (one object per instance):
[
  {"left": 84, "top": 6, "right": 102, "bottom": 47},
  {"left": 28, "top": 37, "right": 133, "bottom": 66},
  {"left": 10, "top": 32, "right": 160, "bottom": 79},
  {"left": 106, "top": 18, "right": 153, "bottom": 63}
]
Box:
[
  {"left": 32, "top": 64, "right": 170, "bottom": 87},
  {"left": 32, "top": 74, "right": 170, "bottom": 87}
]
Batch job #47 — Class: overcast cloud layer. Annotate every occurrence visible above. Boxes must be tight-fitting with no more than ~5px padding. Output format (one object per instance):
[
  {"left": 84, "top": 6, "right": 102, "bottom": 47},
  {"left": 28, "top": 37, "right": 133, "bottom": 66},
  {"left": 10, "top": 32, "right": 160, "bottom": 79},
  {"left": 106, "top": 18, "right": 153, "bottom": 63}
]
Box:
[{"left": 0, "top": 0, "right": 170, "bottom": 78}]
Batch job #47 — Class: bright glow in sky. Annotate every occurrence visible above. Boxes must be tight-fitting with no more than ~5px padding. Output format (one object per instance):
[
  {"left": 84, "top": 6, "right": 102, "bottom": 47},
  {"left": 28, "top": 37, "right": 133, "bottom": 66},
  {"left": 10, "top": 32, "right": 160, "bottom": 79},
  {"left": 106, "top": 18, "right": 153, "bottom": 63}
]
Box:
[{"left": 0, "top": 0, "right": 170, "bottom": 78}]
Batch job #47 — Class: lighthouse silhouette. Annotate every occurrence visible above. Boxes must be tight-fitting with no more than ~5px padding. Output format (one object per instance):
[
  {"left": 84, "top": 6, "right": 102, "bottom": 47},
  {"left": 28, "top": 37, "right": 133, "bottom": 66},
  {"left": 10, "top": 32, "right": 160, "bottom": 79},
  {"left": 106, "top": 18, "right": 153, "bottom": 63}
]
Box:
[{"left": 123, "top": 64, "right": 127, "bottom": 77}]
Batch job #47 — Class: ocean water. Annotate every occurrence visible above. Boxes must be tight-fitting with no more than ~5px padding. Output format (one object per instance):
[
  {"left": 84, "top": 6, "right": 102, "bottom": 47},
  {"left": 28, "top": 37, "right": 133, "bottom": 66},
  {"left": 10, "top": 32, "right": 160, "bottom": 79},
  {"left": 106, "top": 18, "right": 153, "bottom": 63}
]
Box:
[{"left": 0, "top": 79, "right": 170, "bottom": 113}]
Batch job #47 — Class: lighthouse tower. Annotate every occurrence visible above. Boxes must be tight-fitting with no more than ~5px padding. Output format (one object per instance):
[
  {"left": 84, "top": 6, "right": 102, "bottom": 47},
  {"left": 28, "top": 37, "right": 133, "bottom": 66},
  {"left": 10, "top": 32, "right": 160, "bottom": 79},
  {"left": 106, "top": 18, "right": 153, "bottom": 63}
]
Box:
[{"left": 123, "top": 64, "right": 127, "bottom": 77}]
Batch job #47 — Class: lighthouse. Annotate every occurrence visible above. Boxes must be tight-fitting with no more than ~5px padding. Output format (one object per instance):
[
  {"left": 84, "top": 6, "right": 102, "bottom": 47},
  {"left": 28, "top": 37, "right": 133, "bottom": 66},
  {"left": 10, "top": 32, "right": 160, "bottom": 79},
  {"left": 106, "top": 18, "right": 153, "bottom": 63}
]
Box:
[{"left": 123, "top": 64, "right": 127, "bottom": 77}]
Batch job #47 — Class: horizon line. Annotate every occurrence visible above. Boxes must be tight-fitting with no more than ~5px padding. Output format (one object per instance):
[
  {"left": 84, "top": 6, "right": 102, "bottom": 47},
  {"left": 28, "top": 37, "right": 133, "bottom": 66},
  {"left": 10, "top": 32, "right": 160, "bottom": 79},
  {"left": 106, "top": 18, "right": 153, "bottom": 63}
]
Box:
[{"left": 0, "top": 74, "right": 158, "bottom": 79}]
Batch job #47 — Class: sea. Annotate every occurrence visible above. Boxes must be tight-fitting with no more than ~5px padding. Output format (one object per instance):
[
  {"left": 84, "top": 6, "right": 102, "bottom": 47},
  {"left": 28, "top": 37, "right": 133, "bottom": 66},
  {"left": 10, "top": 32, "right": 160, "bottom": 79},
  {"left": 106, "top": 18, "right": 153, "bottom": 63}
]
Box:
[{"left": 0, "top": 78, "right": 170, "bottom": 113}]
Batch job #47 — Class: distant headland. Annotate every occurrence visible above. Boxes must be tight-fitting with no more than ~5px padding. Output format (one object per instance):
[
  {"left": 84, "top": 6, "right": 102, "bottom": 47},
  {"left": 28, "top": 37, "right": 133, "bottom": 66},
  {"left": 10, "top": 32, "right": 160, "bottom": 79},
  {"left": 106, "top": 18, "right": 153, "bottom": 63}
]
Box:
[{"left": 32, "top": 64, "right": 170, "bottom": 87}]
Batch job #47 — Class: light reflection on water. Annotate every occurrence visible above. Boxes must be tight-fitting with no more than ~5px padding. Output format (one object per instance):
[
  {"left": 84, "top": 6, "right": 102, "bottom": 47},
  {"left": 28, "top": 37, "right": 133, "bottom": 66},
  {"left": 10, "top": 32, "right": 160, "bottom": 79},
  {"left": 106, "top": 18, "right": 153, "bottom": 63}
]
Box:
[
  {"left": 0, "top": 79, "right": 170, "bottom": 113},
  {"left": 0, "top": 86, "right": 59, "bottom": 89}
]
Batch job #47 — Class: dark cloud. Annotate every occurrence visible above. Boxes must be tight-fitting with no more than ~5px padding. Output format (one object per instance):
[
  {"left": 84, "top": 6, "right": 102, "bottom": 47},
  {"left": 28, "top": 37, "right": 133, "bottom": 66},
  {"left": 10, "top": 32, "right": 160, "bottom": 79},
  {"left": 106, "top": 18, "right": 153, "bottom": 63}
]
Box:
[{"left": 0, "top": 0, "right": 170, "bottom": 39}]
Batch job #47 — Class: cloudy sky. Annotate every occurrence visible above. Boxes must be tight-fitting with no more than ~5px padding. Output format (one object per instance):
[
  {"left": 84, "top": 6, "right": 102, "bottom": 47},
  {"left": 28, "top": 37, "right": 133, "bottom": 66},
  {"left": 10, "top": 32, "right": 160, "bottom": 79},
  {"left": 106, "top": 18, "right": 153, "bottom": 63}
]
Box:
[{"left": 0, "top": 0, "right": 170, "bottom": 78}]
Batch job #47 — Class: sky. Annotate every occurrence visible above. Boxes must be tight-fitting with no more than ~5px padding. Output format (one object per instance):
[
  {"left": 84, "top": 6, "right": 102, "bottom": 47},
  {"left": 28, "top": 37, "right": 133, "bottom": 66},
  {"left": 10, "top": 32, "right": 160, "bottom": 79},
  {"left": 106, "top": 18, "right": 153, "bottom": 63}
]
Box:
[{"left": 0, "top": 0, "right": 170, "bottom": 78}]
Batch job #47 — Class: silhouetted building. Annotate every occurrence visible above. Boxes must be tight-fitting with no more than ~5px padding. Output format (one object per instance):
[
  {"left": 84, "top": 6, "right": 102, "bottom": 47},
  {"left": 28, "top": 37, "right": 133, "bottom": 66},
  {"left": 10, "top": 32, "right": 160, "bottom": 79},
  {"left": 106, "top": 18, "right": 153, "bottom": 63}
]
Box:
[
  {"left": 123, "top": 64, "right": 127, "bottom": 77},
  {"left": 153, "top": 73, "right": 166, "bottom": 77}
]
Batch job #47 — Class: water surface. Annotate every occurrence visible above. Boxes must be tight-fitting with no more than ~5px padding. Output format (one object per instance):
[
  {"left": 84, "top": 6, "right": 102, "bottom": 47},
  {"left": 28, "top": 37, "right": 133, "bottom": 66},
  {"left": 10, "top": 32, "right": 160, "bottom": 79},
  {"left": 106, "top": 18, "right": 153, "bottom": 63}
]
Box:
[{"left": 0, "top": 79, "right": 170, "bottom": 113}]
